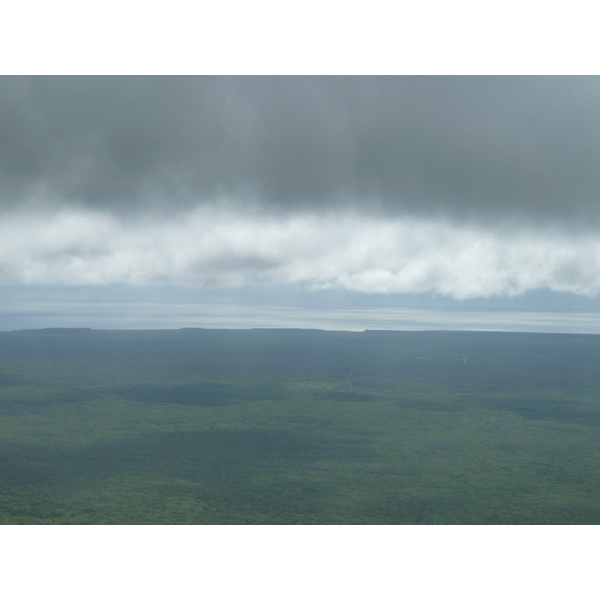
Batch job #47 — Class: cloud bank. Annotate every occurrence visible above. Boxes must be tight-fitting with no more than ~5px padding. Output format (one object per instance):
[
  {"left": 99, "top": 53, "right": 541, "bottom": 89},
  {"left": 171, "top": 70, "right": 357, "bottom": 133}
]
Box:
[
  {"left": 2, "top": 77, "right": 600, "bottom": 299},
  {"left": 2, "top": 206, "right": 600, "bottom": 299}
]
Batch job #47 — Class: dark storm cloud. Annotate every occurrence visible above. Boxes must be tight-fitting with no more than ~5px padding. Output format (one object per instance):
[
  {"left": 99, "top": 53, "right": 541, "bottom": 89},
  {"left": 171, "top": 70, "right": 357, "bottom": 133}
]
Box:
[{"left": 2, "top": 76, "right": 600, "bottom": 225}]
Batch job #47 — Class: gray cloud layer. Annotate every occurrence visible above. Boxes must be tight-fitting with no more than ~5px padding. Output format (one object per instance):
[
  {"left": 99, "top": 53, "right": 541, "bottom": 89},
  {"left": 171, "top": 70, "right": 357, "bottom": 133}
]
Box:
[
  {"left": 2, "top": 76, "right": 600, "bottom": 226},
  {"left": 3, "top": 77, "right": 600, "bottom": 299}
]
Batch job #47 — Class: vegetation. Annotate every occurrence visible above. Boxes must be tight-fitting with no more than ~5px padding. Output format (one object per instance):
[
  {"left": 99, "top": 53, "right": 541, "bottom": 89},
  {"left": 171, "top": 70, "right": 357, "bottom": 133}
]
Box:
[{"left": 1, "top": 327, "right": 599, "bottom": 524}]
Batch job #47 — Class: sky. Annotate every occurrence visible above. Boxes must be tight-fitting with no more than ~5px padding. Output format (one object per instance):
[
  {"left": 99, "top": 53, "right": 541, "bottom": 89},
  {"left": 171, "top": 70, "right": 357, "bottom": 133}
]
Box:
[{"left": 3, "top": 76, "right": 600, "bottom": 331}]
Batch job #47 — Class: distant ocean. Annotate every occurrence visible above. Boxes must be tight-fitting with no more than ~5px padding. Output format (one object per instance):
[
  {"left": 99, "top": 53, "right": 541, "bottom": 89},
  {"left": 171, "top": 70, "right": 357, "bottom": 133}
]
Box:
[{"left": 3, "top": 299, "right": 600, "bottom": 334}]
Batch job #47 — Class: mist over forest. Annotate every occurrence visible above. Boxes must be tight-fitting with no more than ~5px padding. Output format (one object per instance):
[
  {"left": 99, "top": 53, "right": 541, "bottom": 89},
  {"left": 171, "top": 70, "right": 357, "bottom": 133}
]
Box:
[
  {"left": 2, "top": 77, "right": 600, "bottom": 525},
  {"left": 0, "top": 327, "right": 599, "bottom": 524}
]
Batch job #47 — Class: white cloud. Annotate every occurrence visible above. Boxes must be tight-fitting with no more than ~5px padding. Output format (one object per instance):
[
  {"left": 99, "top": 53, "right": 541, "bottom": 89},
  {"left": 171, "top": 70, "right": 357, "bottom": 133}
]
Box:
[{"left": 2, "top": 205, "right": 600, "bottom": 299}]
